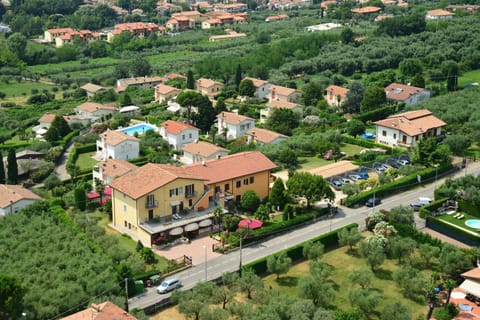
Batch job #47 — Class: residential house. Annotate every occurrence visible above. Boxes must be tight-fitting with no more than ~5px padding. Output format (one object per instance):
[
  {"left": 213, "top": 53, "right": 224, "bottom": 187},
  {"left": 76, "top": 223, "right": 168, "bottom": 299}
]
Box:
[
  {"left": 305, "top": 23, "right": 342, "bottom": 32},
  {"left": 75, "top": 102, "right": 118, "bottom": 119},
  {"left": 445, "top": 4, "right": 480, "bottom": 13},
  {"left": 260, "top": 100, "right": 303, "bottom": 124},
  {"left": 213, "top": 3, "right": 248, "bottom": 13},
  {"left": 160, "top": 120, "right": 200, "bottom": 150},
  {"left": 156, "top": 2, "right": 182, "bottom": 14},
  {"left": 166, "top": 16, "right": 195, "bottom": 32},
  {"left": 375, "top": 14, "right": 394, "bottom": 22},
  {"left": 107, "top": 22, "right": 165, "bottom": 42},
  {"left": 269, "top": 85, "right": 301, "bottom": 103},
  {"left": 96, "top": 130, "right": 140, "bottom": 161},
  {"left": 351, "top": 6, "right": 382, "bottom": 14},
  {"left": 109, "top": 151, "right": 276, "bottom": 246},
  {"left": 172, "top": 10, "right": 206, "bottom": 22},
  {"left": 269, "top": 0, "right": 312, "bottom": 10},
  {"left": 119, "top": 105, "right": 140, "bottom": 116},
  {"left": 209, "top": 30, "right": 247, "bottom": 42},
  {"left": 2, "top": 151, "right": 47, "bottom": 181},
  {"left": 265, "top": 14, "right": 289, "bottom": 22},
  {"left": 426, "top": 9, "right": 454, "bottom": 19},
  {"left": 374, "top": 109, "right": 446, "bottom": 148},
  {"left": 80, "top": 83, "right": 107, "bottom": 99},
  {"left": 201, "top": 12, "right": 247, "bottom": 29},
  {"left": 154, "top": 84, "right": 182, "bottom": 103},
  {"left": 61, "top": 301, "right": 137, "bottom": 320},
  {"left": 246, "top": 128, "right": 288, "bottom": 146},
  {"left": 32, "top": 113, "right": 56, "bottom": 138},
  {"left": 62, "top": 115, "right": 92, "bottom": 128},
  {"left": 193, "top": 2, "right": 214, "bottom": 11},
  {"left": 116, "top": 76, "right": 164, "bottom": 92},
  {"left": 93, "top": 158, "right": 137, "bottom": 187},
  {"left": 324, "top": 85, "right": 349, "bottom": 107},
  {"left": 55, "top": 29, "right": 102, "bottom": 47},
  {"left": 44, "top": 28, "right": 75, "bottom": 43},
  {"left": 217, "top": 111, "right": 255, "bottom": 139},
  {"left": 181, "top": 140, "right": 228, "bottom": 164},
  {"left": 385, "top": 83, "right": 431, "bottom": 105},
  {"left": 0, "top": 184, "right": 41, "bottom": 215},
  {"left": 242, "top": 77, "right": 272, "bottom": 99},
  {"left": 196, "top": 78, "right": 224, "bottom": 98}
]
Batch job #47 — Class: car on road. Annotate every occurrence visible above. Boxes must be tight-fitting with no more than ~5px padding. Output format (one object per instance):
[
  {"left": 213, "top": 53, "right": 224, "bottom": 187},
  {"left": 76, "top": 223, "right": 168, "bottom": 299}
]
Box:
[
  {"left": 410, "top": 197, "right": 432, "bottom": 211},
  {"left": 157, "top": 278, "right": 181, "bottom": 294},
  {"left": 365, "top": 197, "right": 381, "bottom": 207}
]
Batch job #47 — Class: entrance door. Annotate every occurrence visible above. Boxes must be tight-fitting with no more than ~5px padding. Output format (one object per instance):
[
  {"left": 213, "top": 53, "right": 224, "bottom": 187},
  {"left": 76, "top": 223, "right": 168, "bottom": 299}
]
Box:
[
  {"left": 171, "top": 205, "right": 177, "bottom": 215},
  {"left": 148, "top": 210, "right": 154, "bottom": 220},
  {"left": 402, "top": 135, "right": 407, "bottom": 144}
]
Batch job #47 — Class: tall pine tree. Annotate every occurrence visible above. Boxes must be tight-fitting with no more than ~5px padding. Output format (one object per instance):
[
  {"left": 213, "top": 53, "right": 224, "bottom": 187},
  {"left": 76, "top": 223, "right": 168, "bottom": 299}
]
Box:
[
  {"left": 7, "top": 148, "right": 18, "bottom": 184},
  {"left": 0, "top": 150, "right": 5, "bottom": 184}
]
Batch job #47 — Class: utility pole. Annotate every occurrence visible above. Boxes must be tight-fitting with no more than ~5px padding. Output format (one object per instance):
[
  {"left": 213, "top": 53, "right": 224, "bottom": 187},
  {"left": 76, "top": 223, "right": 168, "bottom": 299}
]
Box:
[
  {"left": 239, "top": 235, "right": 243, "bottom": 277},
  {"left": 125, "top": 278, "right": 129, "bottom": 312}
]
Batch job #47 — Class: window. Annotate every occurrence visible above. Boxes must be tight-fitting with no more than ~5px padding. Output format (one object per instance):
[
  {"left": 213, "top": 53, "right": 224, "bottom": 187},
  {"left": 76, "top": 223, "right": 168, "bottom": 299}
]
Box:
[
  {"left": 250, "top": 176, "right": 254, "bottom": 184},
  {"left": 236, "top": 181, "right": 241, "bottom": 188},
  {"left": 182, "top": 134, "right": 185, "bottom": 140},
  {"left": 189, "top": 199, "right": 193, "bottom": 206},
  {"left": 246, "top": 123, "right": 250, "bottom": 129},
  {"left": 123, "top": 205, "right": 127, "bottom": 212},
  {"left": 382, "top": 130, "right": 387, "bottom": 137},
  {"left": 178, "top": 187, "right": 183, "bottom": 195},
  {"left": 236, "top": 195, "right": 241, "bottom": 202},
  {"left": 124, "top": 220, "right": 127, "bottom": 227},
  {"left": 147, "top": 194, "right": 155, "bottom": 203},
  {"left": 215, "top": 186, "right": 221, "bottom": 193},
  {"left": 224, "top": 183, "right": 230, "bottom": 191},
  {"left": 240, "top": 125, "right": 245, "bottom": 131},
  {"left": 189, "top": 133, "right": 192, "bottom": 139},
  {"left": 185, "top": 184, "right": 194, "bottom": 196},
  {"left": 393, "top": 133, "right": 397, "bottom": 139},
  {"left": 243, "top": 178, "right": 248, "bottom": 185}
]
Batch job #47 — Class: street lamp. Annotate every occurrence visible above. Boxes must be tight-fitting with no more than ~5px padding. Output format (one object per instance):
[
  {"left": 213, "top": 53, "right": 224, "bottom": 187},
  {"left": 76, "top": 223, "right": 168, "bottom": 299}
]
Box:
[
  {"left": 372, "top": 190, "right": 376, "bottom": 214},
  {"left": 434, "top": 164, "right": 439, "bottom": 190},
  {"left": 203, "top": 245, "right": 207, "bottom": 281},
  {"left": 22, "top": 312, "right": 27, "bottom": 320}
]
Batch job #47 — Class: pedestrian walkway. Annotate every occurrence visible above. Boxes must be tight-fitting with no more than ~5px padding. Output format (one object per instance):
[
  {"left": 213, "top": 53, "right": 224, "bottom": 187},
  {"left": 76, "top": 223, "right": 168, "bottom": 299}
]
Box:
[{"left": 153, "top": 236, "right": 222, "bottom": 266}]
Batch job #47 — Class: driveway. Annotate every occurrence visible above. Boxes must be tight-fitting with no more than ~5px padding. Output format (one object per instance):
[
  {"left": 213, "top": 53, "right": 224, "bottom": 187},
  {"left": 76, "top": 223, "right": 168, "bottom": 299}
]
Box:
[
  {"left": 154, "top": 236, "right": 222, "bottom": 266},
  {"left": 55, "top": 143, "right": 73, "bottom": 181}
]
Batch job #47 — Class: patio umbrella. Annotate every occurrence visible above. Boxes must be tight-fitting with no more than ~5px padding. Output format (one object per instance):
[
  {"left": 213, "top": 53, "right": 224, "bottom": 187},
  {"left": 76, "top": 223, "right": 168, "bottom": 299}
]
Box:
[
  {"left": 238, "top": 218, "right": 263, "bottom": 230},
  {"left": 87, "top": 192, "right": 100, "bottom": 199}
]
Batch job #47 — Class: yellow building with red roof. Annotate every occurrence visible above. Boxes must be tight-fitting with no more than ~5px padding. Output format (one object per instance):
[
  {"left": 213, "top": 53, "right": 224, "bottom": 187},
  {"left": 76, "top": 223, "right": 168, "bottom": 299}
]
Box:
[{"left": 109, "top": 151, "right": 276, "bottom": 246}]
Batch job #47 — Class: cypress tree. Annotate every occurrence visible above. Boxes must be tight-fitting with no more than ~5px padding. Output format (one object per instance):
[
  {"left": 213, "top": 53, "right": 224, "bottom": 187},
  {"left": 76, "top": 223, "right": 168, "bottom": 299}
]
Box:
[
  {"left": 0, "top": 150, "right": 5, "bottom": 184},
  {"left": 235, "top": 64, "right": 242, "bottom": 90},
  {"left": 74, "top": 187, "right": 86, "bottom": 211},
  {"left": 187, "top": 70, "right": 195, "bottom": 89},
  {"left": 6, "top": 148, "right": 18, "bottom": 184}
]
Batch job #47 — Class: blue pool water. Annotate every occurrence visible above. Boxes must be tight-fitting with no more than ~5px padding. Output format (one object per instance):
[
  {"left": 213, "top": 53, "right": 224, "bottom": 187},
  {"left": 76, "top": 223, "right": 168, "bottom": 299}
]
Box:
[
  {"left": 465, "top": 219, "right": 480, "bottom": 229},
  {"left": 118, "top": 123, "right": 158, "bottom": 136}
]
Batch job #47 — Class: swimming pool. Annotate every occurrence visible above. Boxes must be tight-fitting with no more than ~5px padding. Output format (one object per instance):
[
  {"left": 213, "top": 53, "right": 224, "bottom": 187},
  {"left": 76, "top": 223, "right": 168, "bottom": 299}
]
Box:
[
  {"left": 118, "top": 123, "right": 158, "bottom": 136},
  {"left": 465, "top": 219, "right": 480, "bottom": 229}
]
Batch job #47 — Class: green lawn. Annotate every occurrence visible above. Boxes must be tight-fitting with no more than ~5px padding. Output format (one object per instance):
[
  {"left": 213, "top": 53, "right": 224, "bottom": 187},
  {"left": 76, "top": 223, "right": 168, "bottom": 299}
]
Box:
[
  {"left": 76, "top": 152, "right": 98, "bottom": 170},
  {"left": 459, "top": 69, "right": 480, "bottom": 88},
  {"left": 340, "top": 143, "right": 366, "bottom": 157},
  {"left": 0, "top": 80, "right": 56, "bottom": 98},
  {"left": 437, "top": 212, "right": 480, "bottom": 234},
  {"left": 92, "top": 210, "right": 170, "bottom": 272},
  {"left": 263, "top": 245, "right": 429, "bottom": 319},
  {"left": 297, "top": 144, "right": 366, "bottom": 170}
]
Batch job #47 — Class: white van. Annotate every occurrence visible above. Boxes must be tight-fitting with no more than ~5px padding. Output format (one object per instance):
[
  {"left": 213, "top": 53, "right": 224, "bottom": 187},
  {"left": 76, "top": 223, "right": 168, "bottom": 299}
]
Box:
[
  {"left": 156, "top": 278, "right": 181, "bottom": 294},
  {"left": 410, "top": 197, "right": 432, "bottom": 211}
]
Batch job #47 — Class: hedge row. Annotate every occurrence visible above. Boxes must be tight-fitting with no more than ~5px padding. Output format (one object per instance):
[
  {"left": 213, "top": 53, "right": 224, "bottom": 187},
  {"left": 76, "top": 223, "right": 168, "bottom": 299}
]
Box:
[
  {"left": 243, "top": 223, "right": 359, "bottom": 275},
  {"left": 419, "top": 197, "right": 449, "bottom": 218},
  {"left": 342, "top": 134, "right": 392, "bottom": 152},
  {"left": 353, "top": 105, "right": 396, "bottom": 123},
  {"left": 75, "top": 143, "right": 96, "bottom": 154},
  {"left": 458, "top": 200, "right": 480, "bottom": 218},
  {"left": 427, "top": 216, "right": 480, "bottom": 245},
  {"left": 0, "top": 142, "right": 31, "bottom": 151},
  {"left": 128, "top": 156, "right": 149, "bottom": 166},
  {"left": 55, "top": 130, "right": 79, "bottom": 150},
  {"left": 345, "top": 164, "right": 453, "bottom": 207}
]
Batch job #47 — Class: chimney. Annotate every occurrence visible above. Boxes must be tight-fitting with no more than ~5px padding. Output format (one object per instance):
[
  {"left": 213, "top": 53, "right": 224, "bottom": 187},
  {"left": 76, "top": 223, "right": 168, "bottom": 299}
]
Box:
[{"left": 216, "top": 154, "right": 221, "bottom": 160}]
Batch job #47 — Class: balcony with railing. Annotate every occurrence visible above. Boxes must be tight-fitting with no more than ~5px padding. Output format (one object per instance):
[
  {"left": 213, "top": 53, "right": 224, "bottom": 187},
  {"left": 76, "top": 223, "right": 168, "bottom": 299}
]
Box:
[
  {"left": 185, "top": 191, "right": 197, "bottom": 199},
  {"left": 145, "top": 200, "right": 159, "bottom": 208}
]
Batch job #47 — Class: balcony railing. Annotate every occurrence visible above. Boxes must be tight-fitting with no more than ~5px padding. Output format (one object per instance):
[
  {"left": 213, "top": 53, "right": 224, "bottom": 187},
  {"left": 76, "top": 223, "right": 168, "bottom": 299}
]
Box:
[
  {"left": 145, "top": 200, "right": 159, "bottom": 209},
  {"left": 185, "top": 191, "right": 197, "bottom": 199}
]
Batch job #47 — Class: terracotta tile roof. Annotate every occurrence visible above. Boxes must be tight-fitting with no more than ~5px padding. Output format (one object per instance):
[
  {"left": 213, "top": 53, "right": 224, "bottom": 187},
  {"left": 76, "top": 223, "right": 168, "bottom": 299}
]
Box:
[
  {"left": 47, "top": 28, "right": 75, "bottom": 34},
  {"left": 217, "top": 111, "right": 254, "bottom": 125},
  {"left": 61, "top": 301, "right": 137, "bottom": 320},
  {"left": 172, "top": 10, "right": 201, "bottom": 17},
  {"left": 39, "top": 113, "right": 56, "bottom": 124},
  {"left": 118, "top": 77, "right": 163, "bottom": 87},
  {"left": 77, "top": 102, "right": 117, "bottom": 113},
  {"left": 427, "top": 9, "right": 454, "bottom": 16},
  {"left": 197, "top": 78, "right": 223, "bottom": 89},
  {"left": 351, "top": 6, "right": 382, "bottom": 13},
  {"left": 462, "top": 268, "right": 480, "bottom": 280},
  {"left": 243, "top": 77, "right": 269, "bottom": 88},
  {"left": 325, "top": 85, "right": 349, "bottom": 98},
  {"left": 385, "top": 83, "right": 426, "bottom": 102},
  {"left": 165, "top": 73, "right": 187, "bottom": 80},
  {"left": 266, "top": 14, "right": 289, "bottom": 21},
  {"left": 374, "top": 109, "right": 446, "bottom": 137},
  {"left": 182, "top": 140, "right": 227, "bottom": 157},
  {"left": 80, "top": 83, "right": 105, "bottom": 93},
  {"left": 246, "top": 128, "right": 288, "bottom": 143},
  {"left": 155, "top": 84, "right": 181, "bottom": 95},
  {"left": 0, "top": 184, "right": 41, "bottom": 208},
  {"left": 321, "top": 0, "right": 337, "bottom": 8},
  {"left": 109, "top": 163, "right": 205, "bottom": 199},
  {"left": 101, "top": 130, "right": 139, "bottom": 146},
  {"left": 183, "top": 151, "right": 277, "bottom": 184},
  {"left": 269, "top": 85, "right": 298, "bottom": 97},
  {"left": 267, "top": 100, "right": 300, "bottom": 110},
  {"left": 96, "top": 159, "right": 137, "bottom": 182},
  {"left": 161, "top": 120, "right": 199, "bottom": 135}
]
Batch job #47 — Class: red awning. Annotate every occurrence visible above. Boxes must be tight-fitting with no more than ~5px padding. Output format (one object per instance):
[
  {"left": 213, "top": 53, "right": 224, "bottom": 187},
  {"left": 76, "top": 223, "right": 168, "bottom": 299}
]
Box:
[
  {"left": 104, "top": 187, "right": 112, "bottom": 196},
  {"left": 87, "top": 192, "right": 100, "bottom": 199},
  {"left": 238, "top": 218, "right": 263, "bottom": 230}
]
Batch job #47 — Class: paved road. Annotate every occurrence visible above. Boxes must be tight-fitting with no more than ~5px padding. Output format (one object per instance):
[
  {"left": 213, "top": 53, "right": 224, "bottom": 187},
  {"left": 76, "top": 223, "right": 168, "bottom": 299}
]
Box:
[
  {"left": 55, "top": 143, "right": 73, "bottom": 181},
  {"left": 128, "top": 161, "right": 480, "bottom": 310}
]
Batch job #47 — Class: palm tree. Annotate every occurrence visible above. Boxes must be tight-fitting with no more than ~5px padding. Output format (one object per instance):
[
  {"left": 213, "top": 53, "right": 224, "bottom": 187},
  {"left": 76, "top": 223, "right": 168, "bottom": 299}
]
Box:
[
  {"left": 213, "top": 206, "right": 224, "bottom": 231},
  {"left": 443, "top": 278, "right": 457, "bottom": 307}
]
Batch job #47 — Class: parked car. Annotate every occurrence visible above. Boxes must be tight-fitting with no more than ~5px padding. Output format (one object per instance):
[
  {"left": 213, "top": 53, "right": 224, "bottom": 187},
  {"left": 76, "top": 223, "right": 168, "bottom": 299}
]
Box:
[
  {"left": 375, "top": 167, "right": 386, "bottom": 174},
  {"left": 365, "top": 197, "right": 381, "bottom": 207},
  {"left": 397, "top": 159, "right": 410, "bottom": 166},
  {"left": 358, "top": 171, "right": 369, "bottom": 180},
  {"left": 341, "top": 178, "right": 351, "bottom": 184},
  {"left": 410, "top": 197, "right": 432, "bottom": 211},
  {"left": 330, "top": 180, "right": 342, "bottom": 189},
  {"left": 349, "top": 174, "right": 362, "bottom": 181},
  {"left": 157, "top": 278, "right": 181, "bottom": 294}
]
